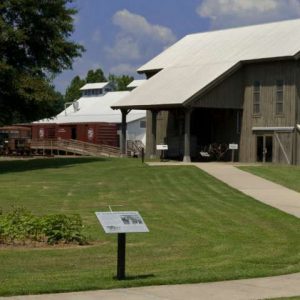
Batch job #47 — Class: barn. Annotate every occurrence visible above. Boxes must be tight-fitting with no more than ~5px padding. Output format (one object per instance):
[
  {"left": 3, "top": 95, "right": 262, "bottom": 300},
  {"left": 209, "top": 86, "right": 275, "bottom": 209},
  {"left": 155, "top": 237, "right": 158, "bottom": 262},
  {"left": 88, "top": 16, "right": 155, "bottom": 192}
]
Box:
[
  {"left": 112, "top": 19, "right": 300, "bottom": 165},
  {"left": 32, "top": 82, "right": 146, "bottom": 151}
]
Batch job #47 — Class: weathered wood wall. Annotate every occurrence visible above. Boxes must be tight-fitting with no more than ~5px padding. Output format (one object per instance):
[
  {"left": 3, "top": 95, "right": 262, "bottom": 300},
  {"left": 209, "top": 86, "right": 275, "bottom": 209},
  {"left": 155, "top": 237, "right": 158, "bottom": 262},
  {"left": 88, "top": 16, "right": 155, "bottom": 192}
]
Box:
[
  {"left": 146, "top": 110, "right": 169, "bottom": 157},
  {"left": 295, "top": 61, "right": 300, "bottom": 165},
  {"left": 239, "top": 60, "right": 297, "bottom": 163},
  {"left": 193, "top": 69, "right": 244, "bottom": 109}
]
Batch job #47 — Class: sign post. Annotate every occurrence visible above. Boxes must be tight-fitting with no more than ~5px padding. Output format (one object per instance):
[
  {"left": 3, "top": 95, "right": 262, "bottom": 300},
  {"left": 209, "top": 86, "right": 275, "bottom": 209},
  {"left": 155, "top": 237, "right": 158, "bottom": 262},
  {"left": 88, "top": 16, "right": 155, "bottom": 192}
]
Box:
[
  {"left": 156, "top": 144, "right": 168, "bottom": 161},
  {"left": 141, "top": 147, "right": 145, "bottom": 164},
  {"left": 229, "top": 143, "right": 238, "bottom": 162},
  {"left": 117, "top": 233, "right": 126, "bottom": 280},
  {"left": 95, "top": 211, "right": 149, "bottom": 280}
]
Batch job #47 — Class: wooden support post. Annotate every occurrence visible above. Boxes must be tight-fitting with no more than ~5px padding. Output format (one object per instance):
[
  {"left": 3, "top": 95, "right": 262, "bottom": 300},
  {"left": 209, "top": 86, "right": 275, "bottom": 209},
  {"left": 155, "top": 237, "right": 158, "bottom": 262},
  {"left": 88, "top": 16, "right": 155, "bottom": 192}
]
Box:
[
  {"left": 150, "top": 111, "right": 158, "bottom": 159},
  {"left": 183, "top": 107, "right": 193, "bottom": 162},
  {"left": 293, "top": 127, "right": 298, "bottom": 165},
  {"left": 141, "top": 147, "right": 145, "bottom": 163},
  {"left": 117, "top": 233, "right": 126, "bottom": 280},
  {"left": 121, "top": 109, "right": 128, "bottom": 157}
]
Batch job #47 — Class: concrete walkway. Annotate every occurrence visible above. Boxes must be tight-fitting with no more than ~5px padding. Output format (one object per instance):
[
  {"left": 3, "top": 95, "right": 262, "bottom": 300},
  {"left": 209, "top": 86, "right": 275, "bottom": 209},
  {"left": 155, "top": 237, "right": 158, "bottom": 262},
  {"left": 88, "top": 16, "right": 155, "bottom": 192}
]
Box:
[
  {"left": 3, "top": 273, "right": 300, "bottom": 300},
  {"left": 195, "top": 163, "right": 300, "bottom": 218}
]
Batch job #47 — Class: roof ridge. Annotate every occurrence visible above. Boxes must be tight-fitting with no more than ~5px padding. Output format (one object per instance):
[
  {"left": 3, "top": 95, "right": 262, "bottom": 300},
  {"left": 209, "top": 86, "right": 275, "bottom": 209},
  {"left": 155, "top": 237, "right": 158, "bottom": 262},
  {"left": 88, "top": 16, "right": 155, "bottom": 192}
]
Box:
[{"left": 185, "top": 18, "right": 300, "bottom": 38}]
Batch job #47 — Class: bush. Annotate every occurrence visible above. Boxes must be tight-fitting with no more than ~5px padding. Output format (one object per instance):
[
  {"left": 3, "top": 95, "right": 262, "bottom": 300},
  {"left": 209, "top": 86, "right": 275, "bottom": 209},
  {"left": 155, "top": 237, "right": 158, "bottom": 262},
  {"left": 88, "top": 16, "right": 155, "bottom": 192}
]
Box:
[
  {"left": 0, "top": 207, "right": 87, "bottom": 246},
  {"left": 42, "top": 214, "right": 87, "bottom": 245}
]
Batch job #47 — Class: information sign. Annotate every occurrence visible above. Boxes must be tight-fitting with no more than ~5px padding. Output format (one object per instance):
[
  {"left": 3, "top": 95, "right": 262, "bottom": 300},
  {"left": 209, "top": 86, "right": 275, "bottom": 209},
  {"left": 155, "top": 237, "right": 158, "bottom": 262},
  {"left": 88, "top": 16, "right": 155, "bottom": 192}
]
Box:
[
  {"left": 95, "top": 211, "right": 149, "bottom": 234},
  {"left": 156, "top": 144, "right": 168, "bottom": 150},
  {"left": 229, "top": 143, "right": 238, "bottom": 150}
]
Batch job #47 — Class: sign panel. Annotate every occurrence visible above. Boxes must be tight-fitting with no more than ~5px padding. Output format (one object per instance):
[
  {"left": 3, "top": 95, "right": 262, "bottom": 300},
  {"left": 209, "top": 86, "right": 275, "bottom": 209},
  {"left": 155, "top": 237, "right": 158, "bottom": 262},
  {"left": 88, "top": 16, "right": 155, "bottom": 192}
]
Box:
[
  {"left": 229, "top": 143, "right": 238, "bottom": 150},
  {"left": 95, "top": 211, "right": 149, "bottom": 234},
  {"left": 156, "top": 144, "right": 168, "bottom": 150}
]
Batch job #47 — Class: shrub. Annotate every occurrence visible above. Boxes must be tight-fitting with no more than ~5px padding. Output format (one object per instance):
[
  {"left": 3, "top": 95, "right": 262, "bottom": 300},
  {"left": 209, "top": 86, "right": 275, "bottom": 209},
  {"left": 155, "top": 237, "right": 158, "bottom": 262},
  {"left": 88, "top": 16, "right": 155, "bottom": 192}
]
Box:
[
  {"left": 0, "top": 207, "right": 87, "bottom": 246},
  {"left": 42, "top": 214, "right": 87, "bottom": 245}
]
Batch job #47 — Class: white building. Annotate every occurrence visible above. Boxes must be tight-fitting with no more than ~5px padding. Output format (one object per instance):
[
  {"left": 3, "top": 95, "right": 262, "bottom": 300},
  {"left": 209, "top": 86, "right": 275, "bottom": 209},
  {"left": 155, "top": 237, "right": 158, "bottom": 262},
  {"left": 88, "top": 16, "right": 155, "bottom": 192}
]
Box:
[{"left": 34, "top": 82, "right": 147, "bottom": 147}]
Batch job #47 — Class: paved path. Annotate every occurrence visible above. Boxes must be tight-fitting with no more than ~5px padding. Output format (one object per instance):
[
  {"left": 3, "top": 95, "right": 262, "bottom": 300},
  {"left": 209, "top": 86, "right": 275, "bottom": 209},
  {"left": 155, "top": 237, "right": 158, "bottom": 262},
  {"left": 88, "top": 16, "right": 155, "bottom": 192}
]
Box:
[
  {"left": 3, "top": 273, "right": 300, "bottom": 300},
  {"left": 195, "top": 163, "right": 300, "bottom": 218},
  {"left": 4, "top": 162, "right": 300, "bottom": 300}
]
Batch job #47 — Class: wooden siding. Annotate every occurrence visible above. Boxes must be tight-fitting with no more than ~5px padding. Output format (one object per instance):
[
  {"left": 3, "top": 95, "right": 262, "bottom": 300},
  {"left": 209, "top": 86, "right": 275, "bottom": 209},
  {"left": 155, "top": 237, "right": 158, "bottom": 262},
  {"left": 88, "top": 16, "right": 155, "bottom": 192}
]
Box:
[
  {"left": 146, "top": 110, "right": 169, "bottom": 157},
  {"left": 239, "top": 60, "right": 297, "bottom": 162},
  {"left": 274, "top": 132, "right": 293, "bottom": 164},
  {"left": 295, "top": 61, "right": 300, "bottom": 164},
  {"left": 193, "top": 69, "right": 244, "bottom": 109}
]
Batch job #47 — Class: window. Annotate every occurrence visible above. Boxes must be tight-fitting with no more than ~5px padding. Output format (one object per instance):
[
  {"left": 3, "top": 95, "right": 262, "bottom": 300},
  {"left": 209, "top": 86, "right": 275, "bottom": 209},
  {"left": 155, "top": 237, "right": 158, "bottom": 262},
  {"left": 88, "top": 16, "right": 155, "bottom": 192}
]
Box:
[
  {"left": 275, "top": 80, "right": 284, "bottom": 114},
  {"left": 140, "top": 120, "right": 146, "bottom": 128},
  {"left": 84, "top": 90, "right": 92, "bottom": 96},
  {"left": 253, "top": 81, "right": 261, "bottom": 114}
]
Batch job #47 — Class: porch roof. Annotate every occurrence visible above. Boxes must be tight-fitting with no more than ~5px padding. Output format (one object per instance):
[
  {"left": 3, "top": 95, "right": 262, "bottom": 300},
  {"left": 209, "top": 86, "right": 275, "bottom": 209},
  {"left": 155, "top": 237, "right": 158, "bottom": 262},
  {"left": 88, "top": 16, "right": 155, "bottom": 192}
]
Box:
[{"left": 112, "top": 19, "right": 300, "bottom": 110}]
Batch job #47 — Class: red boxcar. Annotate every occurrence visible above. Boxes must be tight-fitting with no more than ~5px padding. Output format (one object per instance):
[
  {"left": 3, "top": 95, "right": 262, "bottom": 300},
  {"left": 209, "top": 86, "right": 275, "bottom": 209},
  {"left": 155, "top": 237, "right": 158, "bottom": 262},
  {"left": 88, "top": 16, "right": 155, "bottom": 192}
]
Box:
[{"left": 31, "top": 122, "right": 119, "bottom": 147}]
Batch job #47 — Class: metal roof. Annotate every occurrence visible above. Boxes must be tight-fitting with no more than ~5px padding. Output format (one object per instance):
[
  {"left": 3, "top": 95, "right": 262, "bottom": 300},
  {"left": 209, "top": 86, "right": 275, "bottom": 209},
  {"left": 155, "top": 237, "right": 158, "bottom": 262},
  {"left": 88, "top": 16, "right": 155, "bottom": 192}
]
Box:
[
  {"left": 127, "top": 79, "right": 146, "bottom": 88},
  {"left": 80, "top": 82, "right": 110, "bottom": 90},
  {"left": 113, "top": 19, "right": 300, "bottom": 109},
  {"left": 34, "top": 92, "right": 146, "bottom": 124},
  {"left": 113, "top": 62, "right": 236, "bottom": 108}
]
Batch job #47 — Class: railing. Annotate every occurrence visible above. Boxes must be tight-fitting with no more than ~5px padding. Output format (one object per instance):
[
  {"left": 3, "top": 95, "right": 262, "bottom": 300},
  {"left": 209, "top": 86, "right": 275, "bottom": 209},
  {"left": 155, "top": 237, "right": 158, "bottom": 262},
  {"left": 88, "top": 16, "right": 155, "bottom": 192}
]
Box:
[
  {"left": 30, "top": 139, "right": 122, "bottom": 157},
  {"left": 127, "top": 140, "right": 145, "bottom": 156}
]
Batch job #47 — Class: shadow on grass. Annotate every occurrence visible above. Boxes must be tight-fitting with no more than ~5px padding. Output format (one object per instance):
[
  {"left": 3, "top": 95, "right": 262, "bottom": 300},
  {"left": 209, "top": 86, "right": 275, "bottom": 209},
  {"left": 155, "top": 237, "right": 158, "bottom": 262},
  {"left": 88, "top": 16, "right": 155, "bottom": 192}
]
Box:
[
  {"left": 114, "top": 274, "right": 155, "bottom": 281},
  {"left": 0, "top": 157, "right": 110, "bottom": 174}
]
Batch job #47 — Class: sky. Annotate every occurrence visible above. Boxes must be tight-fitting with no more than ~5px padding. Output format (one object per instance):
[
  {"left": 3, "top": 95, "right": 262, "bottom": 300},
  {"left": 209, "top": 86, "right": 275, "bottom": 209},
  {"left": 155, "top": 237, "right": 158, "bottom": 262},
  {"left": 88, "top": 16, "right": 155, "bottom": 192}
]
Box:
[{"left": 54, "top": 0, "right": 300, "bottom": 93}]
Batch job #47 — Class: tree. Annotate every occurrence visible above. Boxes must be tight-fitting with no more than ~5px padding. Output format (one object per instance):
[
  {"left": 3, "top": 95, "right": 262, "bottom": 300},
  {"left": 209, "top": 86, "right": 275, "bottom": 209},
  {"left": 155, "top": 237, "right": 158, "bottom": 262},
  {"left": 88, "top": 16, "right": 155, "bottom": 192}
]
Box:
[
  {"left": 0, "top": 0, "right": 84, "bottom": 125},
  {"left": 86, "top": 69, "right": 106, "bottom": 83},
  {"left": 108, "top": 74, "right": 134, "bottom": 91},
  {"left": 64, "top": 76, "right": 85, "bottom": 103}
]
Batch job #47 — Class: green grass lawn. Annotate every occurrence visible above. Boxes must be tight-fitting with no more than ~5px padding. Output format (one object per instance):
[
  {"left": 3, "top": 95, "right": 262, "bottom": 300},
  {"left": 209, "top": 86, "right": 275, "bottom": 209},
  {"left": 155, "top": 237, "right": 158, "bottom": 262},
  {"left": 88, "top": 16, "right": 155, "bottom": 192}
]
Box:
[
  {"left": 239, "top": 165, "right": 300, "bottom": 193},
  {"left": 268, "top": 297, "right": 300, "bottom": 300},
  {"left": 0, "top": 158, "right": 300, "bottom": 296}
]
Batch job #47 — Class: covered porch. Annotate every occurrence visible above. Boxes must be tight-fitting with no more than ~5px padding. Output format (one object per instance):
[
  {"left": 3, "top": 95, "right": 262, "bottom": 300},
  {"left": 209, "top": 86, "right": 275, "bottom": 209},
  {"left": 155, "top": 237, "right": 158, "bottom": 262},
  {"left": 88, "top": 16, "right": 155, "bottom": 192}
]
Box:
[
  {"left": 145, "top": 107, "right": 242, "bottom": 162},
  {"left": 117, "top": 105, "right": 242, "bottom": 162}
]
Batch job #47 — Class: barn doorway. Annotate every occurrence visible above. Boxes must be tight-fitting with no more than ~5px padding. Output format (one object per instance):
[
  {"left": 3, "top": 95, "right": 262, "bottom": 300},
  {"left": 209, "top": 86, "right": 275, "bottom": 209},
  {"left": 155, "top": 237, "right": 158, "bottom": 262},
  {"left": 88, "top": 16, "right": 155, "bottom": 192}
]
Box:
[
  {"left": 71, "top": 127, "right": 77, "bottom": 140},
  {"left": 256, "top": 135, "right": 273, "bottom": 162},
  {"left": 190, "top": 108, "right": 241, "bottom": 161}
]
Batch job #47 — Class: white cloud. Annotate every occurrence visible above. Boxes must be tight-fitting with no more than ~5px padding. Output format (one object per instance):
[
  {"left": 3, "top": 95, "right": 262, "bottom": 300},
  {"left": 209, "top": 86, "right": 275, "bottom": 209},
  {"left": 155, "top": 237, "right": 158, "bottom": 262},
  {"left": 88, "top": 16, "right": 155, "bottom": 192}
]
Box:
[
  {"left": 112, "top": 9, "right": 176, "bottom": 45},
  {"left": 197, "top": 0, "right": 300, "bottom": 29},
  {"left": 106, "top": 9, "right": 177, "bottom": 63},
  {"left": 105, "top": 35, "right": 141, "bottom": 60}
]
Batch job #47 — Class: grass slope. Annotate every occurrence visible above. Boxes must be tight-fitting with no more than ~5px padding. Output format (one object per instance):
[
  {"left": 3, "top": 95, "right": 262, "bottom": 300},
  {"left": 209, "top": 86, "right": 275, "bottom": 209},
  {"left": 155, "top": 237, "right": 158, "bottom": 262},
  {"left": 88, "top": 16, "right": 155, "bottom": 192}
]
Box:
[
  {"left": 239, "top": 165, "right": 300, "bottom": 193},
  {"left": 0, "top": 158, "right": 300, "bottom": 296},
  {"left": 269, "top": 297, "right": 300, "bottom": 300}
]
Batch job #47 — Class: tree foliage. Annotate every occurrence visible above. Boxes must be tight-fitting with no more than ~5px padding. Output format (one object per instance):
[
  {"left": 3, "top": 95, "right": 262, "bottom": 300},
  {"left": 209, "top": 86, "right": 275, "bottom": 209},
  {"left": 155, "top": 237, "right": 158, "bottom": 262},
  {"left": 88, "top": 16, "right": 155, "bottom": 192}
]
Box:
[
  {"left": 108, "top": 74, "right": 134, "bottom": 91},
  {"left": 86, "top": 69, "right": 106, "bottom": 83},
  {"left": 64, "top": 75, "right": 85, "bottom": 104},
  {"left": 0, "top": 0, "right": 84, "bottom": 125},
  {"left": 64, "top": 68, "right": 107, "bottom": 103}
]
